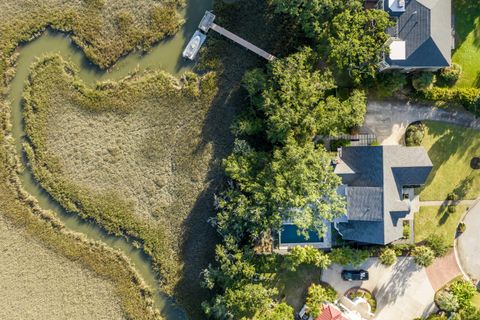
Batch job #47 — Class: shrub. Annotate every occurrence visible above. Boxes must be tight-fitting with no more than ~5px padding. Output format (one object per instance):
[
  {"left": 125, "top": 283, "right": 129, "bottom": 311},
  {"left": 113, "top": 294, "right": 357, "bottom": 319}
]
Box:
[
  {"left": 412, "top": 246, "right": 435, "bottom": 267},
  {"left": 379, "top": 248, "right": 397, "bottom": 266},
  {"left": 329, "top": 247, "right": 371, "bottom": 267},
  {"left": 391, "top": 243, "right": 414, "bottom": 256},
  {"left": 424, "top": 87, "right": 480, "bottom": 116},
  {"left": 448, "top": 205, "right": 457, "bottom": 214},
  {"left": 458, "top": 222, "right": 467, "bottom": 234},
  {"left": 447, "top": 192, "right": 458, "bottom": 201},
  {"left": 348, "top": 290, "right": 377, "bottom": 313},
  {"left": 436, "top": 291, "right": 459, "bottom": 312},
  {"left": 449, "top": 279, "right": 476, "bottom": 308},
  {"left": 306, "top": 284, "right": 338, "bottom": 318},
  {"left": 403, "top": 222, "right": 411, "bottom": 239},
  {"left": 330, "top": 138, "right": 351, "bottom": 152},
  {"left": 412, "top": 72, "right": 436, "bottom": 91},
  {"left": 284, "top": 245, "right": 331, "bottom": 271},
  {"left": 375, "top": 71, "right": 407, "bottom": 97},
  {"left": 425, "top": 234, "right": 450, "bottom": 257},
  {"left": 438, "top": 63, "right": 462, "bottom": 87},
  {"left": 405, "top": 123, "right": 425, "bottom": 146}
]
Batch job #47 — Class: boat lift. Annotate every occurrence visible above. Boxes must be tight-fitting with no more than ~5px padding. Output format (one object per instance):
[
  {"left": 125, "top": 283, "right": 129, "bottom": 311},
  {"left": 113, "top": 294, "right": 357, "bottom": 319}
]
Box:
[{"left": 182, "top": 11, "right": 275, "bottom": 61}]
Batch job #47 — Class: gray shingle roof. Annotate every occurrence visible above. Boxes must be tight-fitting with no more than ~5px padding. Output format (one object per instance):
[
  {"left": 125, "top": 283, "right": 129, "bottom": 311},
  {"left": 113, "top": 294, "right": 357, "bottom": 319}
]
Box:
[
  {"left": 385, "top": 0, "right": 452, "bottom": 68},
  {"left": 346, "top": 187, "right": 384, "bottom": 221},
  {"left": 335, "top": 145, "right": 433, "bottom": 244}
]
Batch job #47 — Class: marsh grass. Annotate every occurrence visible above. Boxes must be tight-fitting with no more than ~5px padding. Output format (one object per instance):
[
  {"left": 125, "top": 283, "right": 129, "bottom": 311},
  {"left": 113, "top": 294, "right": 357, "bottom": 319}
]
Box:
[
  {"left": 23, "top": 54, "right": 218, "bottom": 297},
  {"left": 0, "top": 115, "right": 161, "bottom": 319},
  {"left": 0, "top": 214, "right": 126, "bottom": 320},
  {"left": 0, "top": 0, "right": 183, "bottom": 76}
]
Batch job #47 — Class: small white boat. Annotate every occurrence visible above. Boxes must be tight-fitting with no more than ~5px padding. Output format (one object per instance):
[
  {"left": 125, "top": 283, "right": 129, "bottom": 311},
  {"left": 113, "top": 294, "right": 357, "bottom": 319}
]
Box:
[{"left": 182, "top": 31, "right": 206, "bottom": 60}]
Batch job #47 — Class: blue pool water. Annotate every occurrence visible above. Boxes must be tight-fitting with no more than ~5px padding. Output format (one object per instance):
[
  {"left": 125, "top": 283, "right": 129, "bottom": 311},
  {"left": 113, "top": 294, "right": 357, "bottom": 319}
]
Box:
[{"left": 280, "top": 224, "right": 323, "bottom": 244}]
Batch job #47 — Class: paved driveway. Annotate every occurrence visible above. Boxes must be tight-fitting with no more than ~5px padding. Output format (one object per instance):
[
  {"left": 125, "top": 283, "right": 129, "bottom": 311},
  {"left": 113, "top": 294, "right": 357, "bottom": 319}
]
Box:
[
  {"left": 321, "top": 258, "right": 436, "bottom": 320},
  {"left": 363, "top": 101, "right": 480, "bottom": 145},
  {"left": 457, "top": 200, "right": 480, "bottom": 281}
]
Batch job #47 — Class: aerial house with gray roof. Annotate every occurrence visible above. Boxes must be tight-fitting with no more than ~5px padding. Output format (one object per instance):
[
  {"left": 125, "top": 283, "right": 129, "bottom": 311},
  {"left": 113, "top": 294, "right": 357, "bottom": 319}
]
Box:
[
  {"left": 377, "top": 0, "right": 454, "bottom": 72},
  {"left": 333, "top": 145, "right": 433, "bottom": 245},
  {"left": 276, "top": 145, "right": 433, "bottom": 250}
]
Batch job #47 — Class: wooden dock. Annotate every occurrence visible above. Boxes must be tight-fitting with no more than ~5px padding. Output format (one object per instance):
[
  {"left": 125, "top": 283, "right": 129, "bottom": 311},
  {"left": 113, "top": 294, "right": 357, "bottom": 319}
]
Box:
[{"left": 210, "top": 23, "right": 275, "bottom": 61}]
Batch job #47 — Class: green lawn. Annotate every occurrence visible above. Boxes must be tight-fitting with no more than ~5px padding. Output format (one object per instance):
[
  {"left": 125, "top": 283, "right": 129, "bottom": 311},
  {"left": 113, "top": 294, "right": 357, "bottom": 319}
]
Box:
[
  {"left": 274, "top": 265, "right": 322, "bottom": 312},
  {"left": 473, "top": 292, "right": 480, "bottom": 309},
  {"left": 418, "top": 121, "right": 480, "bottom": 201},
  {"left": 452, "top": 0, "right": 480, "bottom": 88},
  {"left": 414, "top": 205, "right": 466, "bottom": 243}
]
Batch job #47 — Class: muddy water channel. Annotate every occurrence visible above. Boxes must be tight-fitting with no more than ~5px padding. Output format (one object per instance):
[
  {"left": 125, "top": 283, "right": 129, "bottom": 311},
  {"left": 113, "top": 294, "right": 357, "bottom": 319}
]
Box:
[{"left": 7, "top": 1, "right": 212, "bottom": 319}]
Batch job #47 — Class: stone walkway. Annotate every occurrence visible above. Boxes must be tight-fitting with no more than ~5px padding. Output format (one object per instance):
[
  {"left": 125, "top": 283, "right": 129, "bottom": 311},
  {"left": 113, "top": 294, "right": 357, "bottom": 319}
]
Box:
[
  {"left": 362, "top": 100, "right": 480, "bottom": 145},
  {"left": 419, "top": 200, "right": 477, "bottom": 207},
  {"left": 426, "top": 251, "right": 462, "bottom": 291}
]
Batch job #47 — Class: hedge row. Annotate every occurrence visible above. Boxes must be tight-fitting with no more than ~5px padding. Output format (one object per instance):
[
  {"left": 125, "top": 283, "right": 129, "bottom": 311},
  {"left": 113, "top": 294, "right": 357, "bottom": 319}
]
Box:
[{"left": 424, "top": 87, "right": 480, "bottom": 115}]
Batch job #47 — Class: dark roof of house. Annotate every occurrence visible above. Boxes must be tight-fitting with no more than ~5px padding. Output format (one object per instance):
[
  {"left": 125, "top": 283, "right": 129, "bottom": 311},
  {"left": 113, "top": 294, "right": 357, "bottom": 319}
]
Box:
[
  {"left": 334, "top": 146, "right": 433, "bottom": 244},
  {"left": 384, "top": 0, "right": 452, "bottom": 68}
]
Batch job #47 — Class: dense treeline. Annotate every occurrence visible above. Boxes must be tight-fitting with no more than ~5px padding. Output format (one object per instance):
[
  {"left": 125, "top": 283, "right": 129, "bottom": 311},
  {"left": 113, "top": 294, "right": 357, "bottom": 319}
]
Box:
[{"left": 200, "top": 1, "right": 382, "bottom": 316}]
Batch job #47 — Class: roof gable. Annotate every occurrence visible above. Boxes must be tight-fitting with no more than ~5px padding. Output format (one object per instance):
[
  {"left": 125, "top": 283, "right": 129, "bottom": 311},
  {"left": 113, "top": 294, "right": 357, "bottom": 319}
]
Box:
[
  {"left": 384, "top": 0, "right": 451, "bottom": 68},
  {"left": 336, "top": 146, "right": 432, "bottom": 244}
]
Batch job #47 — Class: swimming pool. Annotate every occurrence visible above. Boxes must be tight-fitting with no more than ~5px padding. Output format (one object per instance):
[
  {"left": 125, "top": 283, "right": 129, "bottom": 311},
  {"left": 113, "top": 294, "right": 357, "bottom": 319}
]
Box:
[{"left": 279, "top": 224, "right": 323, "bottom": 244}]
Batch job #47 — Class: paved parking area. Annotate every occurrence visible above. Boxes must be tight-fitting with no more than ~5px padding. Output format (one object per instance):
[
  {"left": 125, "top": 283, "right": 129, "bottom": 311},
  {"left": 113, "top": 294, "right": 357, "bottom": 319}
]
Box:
[
  {"left": 362, "top": 101, "right": 480, "bottom": 145},
  {"left": 321, "top": 258, "right": 437, "bottom": 320}
]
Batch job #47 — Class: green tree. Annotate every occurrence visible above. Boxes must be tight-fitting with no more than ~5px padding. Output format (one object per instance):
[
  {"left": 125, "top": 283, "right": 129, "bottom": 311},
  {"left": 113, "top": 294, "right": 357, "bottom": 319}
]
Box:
[
  {"left": 412, "top": 246, "right": 435, "bottom": 267},
  {"left": 202, "top": 242, "right": 256, "bottom": 290},
  {"left": 306, "top": 284, "right": 338, "bottom": 318},
  {"left": 271, "top": 0, "right": 353, "bottom": 39},
  {"left": 374, "top": 72, "right": 407, "bottom": 97},
  {"left": 436, "top": 291, "right": 460, "bottom": 313},
  {"left": 455, "top": 305, "right": 480, "bottom": 320},
  {"left": 204, "top": 283, "right": 283, "bottom": 320},
  {"left": 379, "top": 248, "right": 397, "bottom": 266},
  {"left": 256, "top": 302, "right": 295, "bottom": 320},
  {"left": 268, "top": 139, "right": 346, "bottom": 234},
  {"left": 329, "top": 247, "right": 370, "bottom": 266},
  {"left": 243, "top": 48, "right": 366, "bottom": 145},
  {"left": 449, "top": 279, "right": 476, "bottom": 309},
  {"left": 327, "top": 7, "right": 393, "bottom": 83},
  {"left": 412, "top": 72, "right": 436, "bottom": 91},
  {"left": 284, "top": 245, "right": 331, "bottom": 271},
  {"left": 425, "top": 234, "right": 450, "bottom": 257}
]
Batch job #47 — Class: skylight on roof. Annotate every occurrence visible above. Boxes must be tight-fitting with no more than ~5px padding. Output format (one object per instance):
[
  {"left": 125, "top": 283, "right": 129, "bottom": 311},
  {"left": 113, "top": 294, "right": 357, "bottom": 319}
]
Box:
[
  {"left": 389, "top": 40, "right": 406, "bottom": 60},
  {"left": 389, "top": 0, "right": 406, "bottom": 12}
]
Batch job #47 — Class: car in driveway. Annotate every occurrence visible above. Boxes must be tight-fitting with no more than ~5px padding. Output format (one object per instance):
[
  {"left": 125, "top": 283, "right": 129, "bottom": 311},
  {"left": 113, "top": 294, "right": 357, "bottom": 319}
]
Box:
[{"left": 341, "top": 269, "right": 369, "bottom": 281}]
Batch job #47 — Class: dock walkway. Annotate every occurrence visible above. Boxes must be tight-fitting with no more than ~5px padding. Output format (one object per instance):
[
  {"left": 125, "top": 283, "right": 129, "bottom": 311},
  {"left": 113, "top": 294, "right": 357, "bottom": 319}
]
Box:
[{"left": 210, "top": 23, "right": 275, "bottom": 61}]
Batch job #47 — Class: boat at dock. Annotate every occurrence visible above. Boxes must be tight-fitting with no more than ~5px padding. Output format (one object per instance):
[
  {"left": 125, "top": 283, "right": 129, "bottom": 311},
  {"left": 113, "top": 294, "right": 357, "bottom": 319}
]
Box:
[{"left": 182, "top": 30, "right": 206, "bottom": 60}]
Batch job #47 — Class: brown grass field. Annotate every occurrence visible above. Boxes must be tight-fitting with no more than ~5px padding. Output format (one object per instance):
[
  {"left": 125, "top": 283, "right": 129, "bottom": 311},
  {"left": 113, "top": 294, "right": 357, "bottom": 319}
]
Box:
[
  {"left": 0, "top": 0, "right": 184, "bottom": 318},
  {"left": 23, "top": 54, "right": 221, "bottom": 313},
  {"left": 0, "top": 214, "right": 126, "bottom": 320}
]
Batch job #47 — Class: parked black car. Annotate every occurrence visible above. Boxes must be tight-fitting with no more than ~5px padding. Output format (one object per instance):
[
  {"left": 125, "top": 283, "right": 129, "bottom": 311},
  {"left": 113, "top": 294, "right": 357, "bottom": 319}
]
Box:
[{"left": 341, "top": 269, "right": 369, "bottom": 281}]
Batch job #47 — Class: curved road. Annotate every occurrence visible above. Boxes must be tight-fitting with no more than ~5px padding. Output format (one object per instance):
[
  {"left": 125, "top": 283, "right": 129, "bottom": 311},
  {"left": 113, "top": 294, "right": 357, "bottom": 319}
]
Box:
[
  {"left": 456, "top": 200, "right": 480, "bottom": 281},
  {"left": 363, "top": 100, "right": 480, "bottom": 145}
]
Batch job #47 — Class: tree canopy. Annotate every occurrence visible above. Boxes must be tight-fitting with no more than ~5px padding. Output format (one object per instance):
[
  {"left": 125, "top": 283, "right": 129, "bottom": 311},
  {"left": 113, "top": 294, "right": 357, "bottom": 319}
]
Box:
[
  {"left": 219, "top": 138, "right": 346, "bottom": 240},
  {"left": 242, "top": 47, "right": 366, "bottom": 145},
  {"left": 327, "top": 7, "right": 393, "bottom": 83},
  {"left": 272, "top": 0, "right": 393, "bottom": 84}
]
